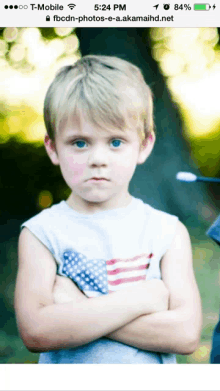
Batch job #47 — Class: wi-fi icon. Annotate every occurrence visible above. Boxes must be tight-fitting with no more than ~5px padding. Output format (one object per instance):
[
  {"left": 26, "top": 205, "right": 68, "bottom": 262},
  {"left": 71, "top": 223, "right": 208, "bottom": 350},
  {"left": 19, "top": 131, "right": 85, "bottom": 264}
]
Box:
[{"left": 68, "top": 3, "right": 76, "bottom": 9}]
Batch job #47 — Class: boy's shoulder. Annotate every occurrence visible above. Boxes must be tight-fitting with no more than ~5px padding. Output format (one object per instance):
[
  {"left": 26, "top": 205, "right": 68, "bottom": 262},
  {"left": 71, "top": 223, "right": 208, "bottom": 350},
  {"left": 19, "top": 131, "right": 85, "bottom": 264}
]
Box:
[
  {"left": 20, "top": 201, "right": 68, "bottom": 256},
  {"left": 134, "top": 199, "right": 179, "bottom": 247},
  {"left": 140, "top": 199, "right": 178, "bottom": 222},
  {"left": 22, "top": 201, "right": 65, "bottom": 227},
  {"left": 136, "top": 199, "right": 179, "bottom": 261}
]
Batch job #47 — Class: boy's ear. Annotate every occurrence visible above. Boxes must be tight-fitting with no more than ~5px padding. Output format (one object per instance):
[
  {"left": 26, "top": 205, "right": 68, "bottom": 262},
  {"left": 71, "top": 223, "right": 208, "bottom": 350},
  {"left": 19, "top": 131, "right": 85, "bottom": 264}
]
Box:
[
  {"left": 137, "top": 132, "right": 155, "bottom": 165},
  {"left": 44, "top": 134, "right": 59, "bottom": 166}
]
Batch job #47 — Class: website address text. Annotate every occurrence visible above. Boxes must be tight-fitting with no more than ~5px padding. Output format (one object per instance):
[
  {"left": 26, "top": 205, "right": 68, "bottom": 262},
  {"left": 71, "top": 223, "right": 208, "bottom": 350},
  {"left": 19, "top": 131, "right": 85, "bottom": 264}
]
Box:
[{"left": 53, "top": 14, "right": 174, "bottom": 23}]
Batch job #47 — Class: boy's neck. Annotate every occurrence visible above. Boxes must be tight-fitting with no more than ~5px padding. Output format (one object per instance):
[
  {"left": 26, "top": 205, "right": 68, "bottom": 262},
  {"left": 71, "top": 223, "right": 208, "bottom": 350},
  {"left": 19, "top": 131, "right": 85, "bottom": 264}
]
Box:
[{"left": 66, "top": 192, "right": 133, "bottom": 215}]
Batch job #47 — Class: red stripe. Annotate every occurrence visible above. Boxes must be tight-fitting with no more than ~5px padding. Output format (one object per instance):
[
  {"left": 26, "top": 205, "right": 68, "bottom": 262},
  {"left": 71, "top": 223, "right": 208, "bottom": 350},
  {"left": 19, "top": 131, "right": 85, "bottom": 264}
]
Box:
[
  {"left": 108, "top": 275, "right": 146, "bottom": 286},
  {"left": 106, "top": 253, "right": 149, "bottom": 266},
  {"left": 107, "top": 264, "right": 149, "bottom": 275}
]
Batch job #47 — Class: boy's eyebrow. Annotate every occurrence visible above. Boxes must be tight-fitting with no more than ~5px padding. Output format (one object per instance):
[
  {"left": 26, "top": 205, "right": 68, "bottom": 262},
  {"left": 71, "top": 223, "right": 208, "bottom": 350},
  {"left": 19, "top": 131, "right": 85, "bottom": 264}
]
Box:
[{"left": 63, "top": 130, "right": 126, "bottom": 140}]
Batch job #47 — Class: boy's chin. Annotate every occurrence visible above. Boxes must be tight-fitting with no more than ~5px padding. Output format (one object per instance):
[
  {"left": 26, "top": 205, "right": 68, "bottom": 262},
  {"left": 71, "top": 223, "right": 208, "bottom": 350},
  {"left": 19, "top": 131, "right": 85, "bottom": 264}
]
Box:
[{"left": 81, "top": 194, "right": 111, "bottom": 205}]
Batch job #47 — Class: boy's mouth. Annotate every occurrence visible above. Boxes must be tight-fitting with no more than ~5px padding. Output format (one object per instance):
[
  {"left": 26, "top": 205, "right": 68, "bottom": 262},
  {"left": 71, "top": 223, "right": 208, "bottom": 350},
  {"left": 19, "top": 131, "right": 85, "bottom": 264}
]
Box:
[
  {"left": 88, "top": 177, "right": 109, "bottom": 181},
  {"left": 92, "top": 177, "right": 108, "bottom": 180}
]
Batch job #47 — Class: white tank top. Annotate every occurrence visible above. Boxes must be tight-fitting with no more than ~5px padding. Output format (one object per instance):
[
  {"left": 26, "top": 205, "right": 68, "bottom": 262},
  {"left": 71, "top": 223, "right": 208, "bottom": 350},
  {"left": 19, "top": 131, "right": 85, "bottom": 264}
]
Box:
[{"left": 22, "top": 196, "right": 178, "bottom": 364}]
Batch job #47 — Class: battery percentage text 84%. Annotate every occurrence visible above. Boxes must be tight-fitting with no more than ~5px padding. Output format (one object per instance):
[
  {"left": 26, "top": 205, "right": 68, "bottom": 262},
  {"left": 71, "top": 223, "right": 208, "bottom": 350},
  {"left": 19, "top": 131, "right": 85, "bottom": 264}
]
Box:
[{"left": 174, "top": 4, "right": 192, "bottom": 10}]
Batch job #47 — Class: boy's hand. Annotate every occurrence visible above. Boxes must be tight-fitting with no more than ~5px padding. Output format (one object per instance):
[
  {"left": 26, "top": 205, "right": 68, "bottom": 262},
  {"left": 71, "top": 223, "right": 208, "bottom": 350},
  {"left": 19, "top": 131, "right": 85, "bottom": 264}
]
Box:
[
  {"left": 53, "top": 275, "right": 86, "bottom": 304},
  {"left": 129, "top": 279, "right": 169, "bottom": 315}
]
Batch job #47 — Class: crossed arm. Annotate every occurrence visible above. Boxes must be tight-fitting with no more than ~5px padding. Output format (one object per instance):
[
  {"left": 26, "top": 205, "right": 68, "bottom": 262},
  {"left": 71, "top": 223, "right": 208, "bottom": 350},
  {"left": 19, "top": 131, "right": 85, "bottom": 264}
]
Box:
[
  {"left": 107, "top": 222, "right": 202, "bottom": 354},
  {"left": 14, "top": 221, "right": 202, "bottom": 354}
]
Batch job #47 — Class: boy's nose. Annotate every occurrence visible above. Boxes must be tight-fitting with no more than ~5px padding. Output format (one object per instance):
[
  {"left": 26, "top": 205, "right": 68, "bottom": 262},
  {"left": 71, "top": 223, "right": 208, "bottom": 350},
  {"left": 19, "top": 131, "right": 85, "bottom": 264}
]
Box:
[{"left": 88, "top": 145, "right": 108, "bottom": 167}]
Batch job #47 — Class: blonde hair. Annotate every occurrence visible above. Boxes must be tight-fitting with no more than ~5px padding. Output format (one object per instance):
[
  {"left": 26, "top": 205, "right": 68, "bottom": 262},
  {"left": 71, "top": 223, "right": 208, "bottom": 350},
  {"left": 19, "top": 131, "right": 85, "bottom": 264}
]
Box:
[{"left": 44, "top": 55, "right": 154, "bottom": 141}]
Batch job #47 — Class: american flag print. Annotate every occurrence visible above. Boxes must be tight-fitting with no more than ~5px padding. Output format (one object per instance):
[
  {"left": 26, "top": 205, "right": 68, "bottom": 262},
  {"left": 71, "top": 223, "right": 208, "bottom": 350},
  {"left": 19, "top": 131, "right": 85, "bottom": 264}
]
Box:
[{"left": 62, "top": 250, "right": 153, "bottom": 298}]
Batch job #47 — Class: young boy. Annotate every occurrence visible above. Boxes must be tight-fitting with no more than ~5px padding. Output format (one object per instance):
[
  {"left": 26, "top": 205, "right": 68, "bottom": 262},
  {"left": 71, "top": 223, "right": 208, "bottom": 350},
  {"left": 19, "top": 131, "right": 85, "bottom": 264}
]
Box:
[{"left": 15, "top": 55, "right": 202, "bottom": 364}]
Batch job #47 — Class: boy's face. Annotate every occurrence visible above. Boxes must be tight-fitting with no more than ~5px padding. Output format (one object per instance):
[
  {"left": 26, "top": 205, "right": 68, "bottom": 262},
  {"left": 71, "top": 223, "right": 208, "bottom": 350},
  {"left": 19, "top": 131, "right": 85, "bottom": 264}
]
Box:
[{"left": 45, "top": 116, "right": 154, "bottom": 213}]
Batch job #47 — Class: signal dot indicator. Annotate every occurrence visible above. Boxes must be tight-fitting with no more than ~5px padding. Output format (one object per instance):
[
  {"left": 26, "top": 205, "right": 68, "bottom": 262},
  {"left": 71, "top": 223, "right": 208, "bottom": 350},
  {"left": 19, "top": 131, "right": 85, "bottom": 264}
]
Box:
[{"left": 4, "top": 4, "right": 19, "bottom": 9}]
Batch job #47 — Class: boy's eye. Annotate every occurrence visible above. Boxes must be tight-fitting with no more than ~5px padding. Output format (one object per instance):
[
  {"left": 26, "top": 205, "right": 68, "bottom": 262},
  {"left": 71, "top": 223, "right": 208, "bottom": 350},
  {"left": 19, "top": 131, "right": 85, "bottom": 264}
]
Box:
[
  {"left": 74, "top": 140, "right": 87, "bottom": 148},
  {"left": 111, "top": 139, "right": 122, "bottom": 148}
]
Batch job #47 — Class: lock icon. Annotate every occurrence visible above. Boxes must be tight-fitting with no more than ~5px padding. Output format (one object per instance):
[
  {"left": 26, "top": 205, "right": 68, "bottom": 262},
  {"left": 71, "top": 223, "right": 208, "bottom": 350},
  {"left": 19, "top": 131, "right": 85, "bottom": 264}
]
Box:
[{"left": 46, "top": 15, "right": 50, "bottom": 21}]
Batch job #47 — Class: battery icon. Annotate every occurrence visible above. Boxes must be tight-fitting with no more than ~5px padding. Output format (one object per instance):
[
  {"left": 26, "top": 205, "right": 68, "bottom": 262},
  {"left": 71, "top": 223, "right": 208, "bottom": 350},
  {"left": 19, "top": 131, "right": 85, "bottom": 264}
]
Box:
[{"left": 194, "top": 3, "right": 211, "bottom": 10}]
